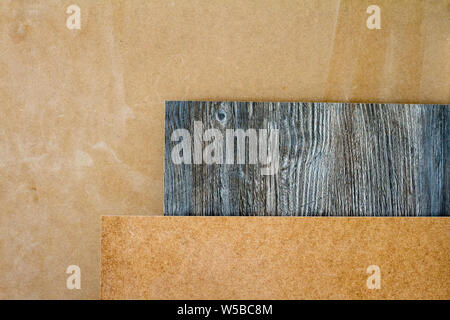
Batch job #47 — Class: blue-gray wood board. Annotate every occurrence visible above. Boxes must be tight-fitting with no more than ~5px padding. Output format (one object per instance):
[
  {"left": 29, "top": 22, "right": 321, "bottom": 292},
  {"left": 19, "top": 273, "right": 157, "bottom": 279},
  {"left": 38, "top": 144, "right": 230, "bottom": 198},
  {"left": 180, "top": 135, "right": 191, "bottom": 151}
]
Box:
[{"left": 164, "top": 101, "right": 448, "bottom": 216}]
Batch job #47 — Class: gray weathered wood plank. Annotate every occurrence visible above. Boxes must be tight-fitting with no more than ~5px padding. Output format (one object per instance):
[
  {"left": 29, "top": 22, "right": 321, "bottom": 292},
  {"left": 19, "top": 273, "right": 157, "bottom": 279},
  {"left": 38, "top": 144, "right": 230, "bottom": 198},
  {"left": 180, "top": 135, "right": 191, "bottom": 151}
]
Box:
[{"left": 164, "top": 101, "right": 449, "bottom": 216}]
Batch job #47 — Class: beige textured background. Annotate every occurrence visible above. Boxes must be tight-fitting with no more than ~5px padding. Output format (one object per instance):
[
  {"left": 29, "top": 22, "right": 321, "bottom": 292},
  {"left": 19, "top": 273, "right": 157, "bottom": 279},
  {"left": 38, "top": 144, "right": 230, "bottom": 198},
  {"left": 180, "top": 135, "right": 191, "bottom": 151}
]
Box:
[{"left": 0, "top": 0, "right": 449, "bottom": 299}]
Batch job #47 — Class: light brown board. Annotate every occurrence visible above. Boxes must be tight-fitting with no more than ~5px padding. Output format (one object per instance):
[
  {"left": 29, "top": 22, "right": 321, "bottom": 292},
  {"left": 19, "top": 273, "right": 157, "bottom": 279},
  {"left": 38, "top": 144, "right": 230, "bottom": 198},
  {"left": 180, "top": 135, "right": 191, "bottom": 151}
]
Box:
[
  {"left": 165, "top": 101, "right": 449, "bottom": 216},
  {"left": 101, "top": 216, "right": 450, "bottom": 300}
]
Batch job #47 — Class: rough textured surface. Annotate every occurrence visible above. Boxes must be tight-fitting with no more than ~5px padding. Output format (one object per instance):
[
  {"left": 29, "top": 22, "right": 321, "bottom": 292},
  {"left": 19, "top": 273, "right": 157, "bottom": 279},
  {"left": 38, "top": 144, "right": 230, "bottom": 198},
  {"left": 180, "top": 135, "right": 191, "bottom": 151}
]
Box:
[
  {"left": 101, "top": 216, "right": 450, "bottom": 300},
  {"left": 165, "top": 101, "right": 449, "bottom": 216},
  {"left": 1, "top": 0, "right": 449, "bottom": 299}
]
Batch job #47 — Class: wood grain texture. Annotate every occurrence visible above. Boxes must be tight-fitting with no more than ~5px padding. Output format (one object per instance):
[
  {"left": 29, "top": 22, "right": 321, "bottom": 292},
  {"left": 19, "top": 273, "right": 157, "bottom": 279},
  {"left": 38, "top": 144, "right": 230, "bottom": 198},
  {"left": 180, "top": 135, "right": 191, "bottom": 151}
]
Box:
[{"left": 165, "top": 101, "right": 449, "bottom": 216}]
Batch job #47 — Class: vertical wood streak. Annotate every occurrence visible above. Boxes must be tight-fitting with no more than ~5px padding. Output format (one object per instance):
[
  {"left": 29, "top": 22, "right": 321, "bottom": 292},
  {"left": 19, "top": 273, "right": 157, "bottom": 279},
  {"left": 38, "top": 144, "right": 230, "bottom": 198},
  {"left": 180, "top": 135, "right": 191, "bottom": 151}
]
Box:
[{"left": 165, "top": 101, "right": 449, "bottom": 216}]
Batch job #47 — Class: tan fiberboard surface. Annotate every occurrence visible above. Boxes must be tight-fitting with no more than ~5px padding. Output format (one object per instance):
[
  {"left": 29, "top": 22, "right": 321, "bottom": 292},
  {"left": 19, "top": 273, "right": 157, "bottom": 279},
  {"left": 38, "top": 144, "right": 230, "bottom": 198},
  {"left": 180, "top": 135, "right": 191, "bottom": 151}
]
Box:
[
  {"left": 1, "top": 0, "right": 449, "bottom": 299},
  {"left": 101, "top": 217, "right": 450, "bottom": 300}
]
